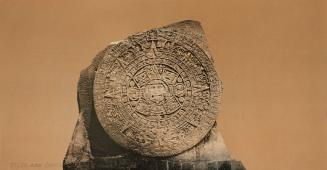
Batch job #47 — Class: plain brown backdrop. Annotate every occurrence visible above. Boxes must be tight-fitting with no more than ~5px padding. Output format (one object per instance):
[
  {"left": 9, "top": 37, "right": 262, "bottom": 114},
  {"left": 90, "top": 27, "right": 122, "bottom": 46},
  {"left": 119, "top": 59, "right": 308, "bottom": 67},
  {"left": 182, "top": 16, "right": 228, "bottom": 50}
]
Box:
[{"left": 0, "top": 0, "right": 326, "bottom": 169}]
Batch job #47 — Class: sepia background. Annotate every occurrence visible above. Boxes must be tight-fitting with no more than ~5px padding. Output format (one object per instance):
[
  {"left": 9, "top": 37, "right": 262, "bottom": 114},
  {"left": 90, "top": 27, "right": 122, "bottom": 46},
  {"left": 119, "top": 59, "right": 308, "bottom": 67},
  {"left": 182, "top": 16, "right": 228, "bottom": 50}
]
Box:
[{"left": 0, "top": 0, "right": 326, "bottom": 169}]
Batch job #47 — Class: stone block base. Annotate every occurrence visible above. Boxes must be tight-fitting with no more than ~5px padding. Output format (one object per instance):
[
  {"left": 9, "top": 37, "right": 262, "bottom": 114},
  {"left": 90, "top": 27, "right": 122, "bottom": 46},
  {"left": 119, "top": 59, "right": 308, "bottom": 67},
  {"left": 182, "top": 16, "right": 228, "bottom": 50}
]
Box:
[{"left": 64, "top": 156, "right": 245, "bottom": 170}]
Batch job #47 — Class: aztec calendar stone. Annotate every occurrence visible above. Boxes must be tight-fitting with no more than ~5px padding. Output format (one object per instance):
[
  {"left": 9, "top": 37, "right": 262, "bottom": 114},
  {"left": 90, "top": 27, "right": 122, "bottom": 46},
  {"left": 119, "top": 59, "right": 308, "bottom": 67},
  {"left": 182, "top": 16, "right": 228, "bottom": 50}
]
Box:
[{"left": 93, "top": 28, "right": 222, "bottom": 157}]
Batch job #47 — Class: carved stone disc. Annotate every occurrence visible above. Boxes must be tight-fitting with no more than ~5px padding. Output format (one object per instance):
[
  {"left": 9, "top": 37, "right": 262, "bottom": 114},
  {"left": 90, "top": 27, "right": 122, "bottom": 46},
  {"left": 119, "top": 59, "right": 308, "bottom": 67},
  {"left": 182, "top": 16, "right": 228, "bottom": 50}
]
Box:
[{"left": 93, "top": 29, "right": 222, "bottom": 157}]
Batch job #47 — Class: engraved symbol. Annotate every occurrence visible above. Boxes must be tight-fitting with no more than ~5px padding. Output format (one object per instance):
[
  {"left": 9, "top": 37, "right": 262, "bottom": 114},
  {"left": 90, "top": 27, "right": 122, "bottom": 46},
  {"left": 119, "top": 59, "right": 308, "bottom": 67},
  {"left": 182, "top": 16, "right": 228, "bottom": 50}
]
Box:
[
  {"left": 162, "top": 69, "right": 177, "bottom": 84},
  {"left": 144, "top": 80, "right": 168, "bottom": 104},
  {"left": 146, "top": 41, "right": 158, "bottom": 59},
  {"left": 128, "top": 87, "right": 139, "bottom": 100},
  {"left": 104, "top": 76, "right": 121, "bottom": 101},
  {"left": 175, "top": 84, "right": 184, "bottom": 94},
  {"left": 194, "top": 98, "right": 209, "bottom": 111},
  {"left": 117, "top": 58, "right": 129, "bottom": 68},
  {"left": 193, "top": 84, "right": 210, "bottom": 95},
  {"left": 104, "top": 89, "right": 120, "bottom": 99},
  {"left": 134, "top": 71, "right": 150, "bottom": 86}
]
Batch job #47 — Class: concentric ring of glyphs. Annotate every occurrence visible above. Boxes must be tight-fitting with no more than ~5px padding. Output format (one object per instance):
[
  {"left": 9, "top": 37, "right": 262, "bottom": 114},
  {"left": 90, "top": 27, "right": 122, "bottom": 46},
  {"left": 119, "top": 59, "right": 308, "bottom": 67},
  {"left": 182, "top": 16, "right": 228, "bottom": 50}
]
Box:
[{"left": 93, "top": 29, "right": 222, "bottom": 157}]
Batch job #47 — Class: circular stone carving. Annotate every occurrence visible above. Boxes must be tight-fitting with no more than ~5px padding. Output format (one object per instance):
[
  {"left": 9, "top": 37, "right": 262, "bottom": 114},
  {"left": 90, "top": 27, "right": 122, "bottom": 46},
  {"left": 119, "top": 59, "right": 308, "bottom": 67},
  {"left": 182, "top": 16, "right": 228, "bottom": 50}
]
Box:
[{"left": 93, "top": 29, "right": 222, "bottom": 157}]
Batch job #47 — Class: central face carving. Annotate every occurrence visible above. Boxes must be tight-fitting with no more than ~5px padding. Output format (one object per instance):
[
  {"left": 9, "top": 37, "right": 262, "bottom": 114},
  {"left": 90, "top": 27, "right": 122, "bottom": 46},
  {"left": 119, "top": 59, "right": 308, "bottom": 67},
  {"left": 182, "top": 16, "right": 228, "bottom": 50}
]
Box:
[{"left": 144, "top": 79, "right": 168, "bottom": 104}]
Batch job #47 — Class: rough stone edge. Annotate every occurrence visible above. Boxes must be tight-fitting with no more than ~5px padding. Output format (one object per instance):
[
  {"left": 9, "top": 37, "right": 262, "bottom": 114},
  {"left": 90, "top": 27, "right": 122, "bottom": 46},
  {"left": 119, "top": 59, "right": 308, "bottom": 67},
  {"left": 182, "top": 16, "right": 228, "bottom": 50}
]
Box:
[{"left": 63, "top": 113, "right": 94, "bottom": 170}]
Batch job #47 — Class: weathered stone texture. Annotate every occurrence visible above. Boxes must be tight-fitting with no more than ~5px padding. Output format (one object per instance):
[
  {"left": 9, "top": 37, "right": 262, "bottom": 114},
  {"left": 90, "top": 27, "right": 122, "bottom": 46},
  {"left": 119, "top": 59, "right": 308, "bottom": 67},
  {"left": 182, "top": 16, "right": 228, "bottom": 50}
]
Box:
[{"left": 63, "top": 20, "right": 245, "bottom": 170}]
